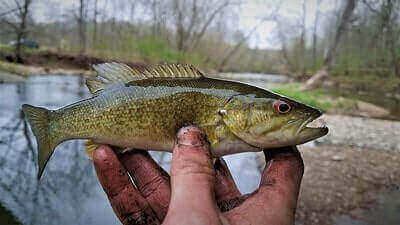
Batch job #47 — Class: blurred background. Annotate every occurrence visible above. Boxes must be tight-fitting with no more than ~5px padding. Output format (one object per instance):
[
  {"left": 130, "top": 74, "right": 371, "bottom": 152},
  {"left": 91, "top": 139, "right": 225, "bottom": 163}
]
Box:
[{"left": 0, "top": 0, "right": 399, "bottom": 225}]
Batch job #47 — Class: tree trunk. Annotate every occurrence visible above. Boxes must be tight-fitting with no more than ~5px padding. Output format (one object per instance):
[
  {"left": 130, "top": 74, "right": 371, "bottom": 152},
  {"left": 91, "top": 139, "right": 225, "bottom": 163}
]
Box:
[
  {"left": 173, "top": 0, "right": 186, "bottom": 51},
  {"left": 275, "top": 19, "right": 296, "bottom": 74},
  {"left": 301, "top": 0, "right": 358, "bottom": 91},
  {"left": 312, "top": 0, "right": 322, "bottom": 70},
  {"left": 92, "top": 0, "right": 98, "bottom": 47},
  {"left": 385, "top": 0, "right": 400, "bottom": 80},
  {"left": 299, "top": 0, "right": 307, "bottom": 75},
  {"left": 78, "top": 0, "right": 86, "bottom": 54}
]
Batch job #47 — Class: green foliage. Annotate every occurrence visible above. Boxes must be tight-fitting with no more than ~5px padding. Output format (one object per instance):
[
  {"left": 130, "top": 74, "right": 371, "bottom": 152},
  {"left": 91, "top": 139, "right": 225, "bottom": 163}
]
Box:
[
  {"left": 0, "top": 43, "right": 39, "bottom": 56},
  {"left": 0, "top": 44, "right": 14, "bottom": 53},
  {"left": 135, "top": 37, "right": 204, "bottom": 64},
  {"left": 272, "top": 84, "right": 333, "bottom": 110},
  {"left": 136, "top": 37, "right": 180, "bottom": 61}
]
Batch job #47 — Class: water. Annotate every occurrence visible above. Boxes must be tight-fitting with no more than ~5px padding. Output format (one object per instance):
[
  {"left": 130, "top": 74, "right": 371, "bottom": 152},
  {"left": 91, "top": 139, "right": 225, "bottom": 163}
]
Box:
[
  {"left": 215, "top": 72, "right": 289, "bottom": 89},
  {"left": 0, "top": 74, "right": 263, "bottom": 225}
]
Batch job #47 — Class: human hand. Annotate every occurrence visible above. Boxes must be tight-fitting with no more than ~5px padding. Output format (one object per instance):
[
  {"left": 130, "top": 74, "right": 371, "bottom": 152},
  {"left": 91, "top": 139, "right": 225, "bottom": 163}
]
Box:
[{"left": 93, "top": 126, "right": 304, "bottom": 225}]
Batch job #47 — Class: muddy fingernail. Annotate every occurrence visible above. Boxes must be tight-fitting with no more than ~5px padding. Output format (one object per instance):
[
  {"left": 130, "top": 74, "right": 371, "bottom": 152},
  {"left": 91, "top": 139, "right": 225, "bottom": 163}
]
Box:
[{"left": 177, "top": 126, "right": 206, "bottom": 146}]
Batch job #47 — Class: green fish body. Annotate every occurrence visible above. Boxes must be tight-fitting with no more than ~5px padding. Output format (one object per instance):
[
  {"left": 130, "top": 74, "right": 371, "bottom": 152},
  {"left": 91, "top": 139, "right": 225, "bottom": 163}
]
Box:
[{"left": 22, "top": 63, "right": 328, "bottom": 178}]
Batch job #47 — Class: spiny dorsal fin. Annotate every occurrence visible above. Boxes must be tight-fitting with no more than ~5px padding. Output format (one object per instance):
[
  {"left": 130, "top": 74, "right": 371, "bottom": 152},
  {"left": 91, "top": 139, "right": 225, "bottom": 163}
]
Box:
[
  {"left": 85, "top": 78, "right": 106, "bottom": 94},
  {"left": 86, "top": 62, "right": 204, "bottom": 94}
]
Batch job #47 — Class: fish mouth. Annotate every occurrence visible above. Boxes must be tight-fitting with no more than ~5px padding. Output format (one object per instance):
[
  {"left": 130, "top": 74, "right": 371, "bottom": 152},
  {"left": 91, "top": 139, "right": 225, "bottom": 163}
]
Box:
[{"left": 295, "top": 113, "right": 329, "bottom": 142}]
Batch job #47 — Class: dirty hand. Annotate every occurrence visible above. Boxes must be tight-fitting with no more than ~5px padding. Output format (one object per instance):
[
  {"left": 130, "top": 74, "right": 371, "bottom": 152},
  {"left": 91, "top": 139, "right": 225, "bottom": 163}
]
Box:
[{"left": 93, "top": 126, "right": 304, "bottom": 225}]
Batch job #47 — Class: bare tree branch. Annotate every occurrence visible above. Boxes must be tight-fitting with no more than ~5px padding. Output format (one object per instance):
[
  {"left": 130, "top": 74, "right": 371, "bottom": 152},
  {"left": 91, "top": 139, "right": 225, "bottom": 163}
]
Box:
[
  {"left": 191, "top": 0, "right": 231, "bottom": 50},
  {"left": 0, "top": 7, "right": 18, "bottom": 18}
]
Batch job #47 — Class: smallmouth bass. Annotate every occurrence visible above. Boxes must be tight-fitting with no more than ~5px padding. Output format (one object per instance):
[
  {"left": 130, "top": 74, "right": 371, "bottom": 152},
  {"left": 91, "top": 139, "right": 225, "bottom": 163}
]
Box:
[{"left": 22, "top": 63, "right": 328, "bottom": 178}]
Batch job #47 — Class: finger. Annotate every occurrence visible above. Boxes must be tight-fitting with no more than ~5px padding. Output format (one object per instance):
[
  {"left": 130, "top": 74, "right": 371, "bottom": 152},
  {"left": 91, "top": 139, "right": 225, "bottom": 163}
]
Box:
[
  {"left": 119, "top": 150, "right": 171, "bottom": 220},
  {"left": 163, "top": 126, "right": 221, "bottom": 225},
  {"left": 214, "top": 158, "right": 243, "bottom": 212},
  {"left": 224, "top": 146, "right": 304, "bottom": 225},
  {"left": 93, "top": 145, "right": 160, "bottom": 225},
  {"left": 260, "top": 146, "right": 304, "bottom": 205}
]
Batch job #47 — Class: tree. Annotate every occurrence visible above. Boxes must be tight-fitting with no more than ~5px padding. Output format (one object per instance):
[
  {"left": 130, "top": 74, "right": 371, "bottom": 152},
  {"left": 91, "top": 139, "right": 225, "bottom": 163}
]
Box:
[
  {"left": 92, "top": 0, "right": 99, "bottom": 47},
  {"left": 312, "top": 0, "right": 322, "bottom": 70},
  {"left": 171, "top": 0, "right": 232, "bottom": 52},
  {"left": 381, "top": 0, "right": 400, "bottom": 81},
  {"left": 77, "top": 0, "right": 87, "bottom": 53},
  {"left": 0, "top": 0, "right": 33, "bottom": 62},
  {"left": 299, "top": 0, "right": 307, "bottom": 75},
  {"left": 218, "top": 20, "right": 266, "bottom": 70},
  {"left": 275, "top": 17, "right": 296, "bottom": 74},
  {"left": 302, "top": 0, "right": 358, "bottom": 90}
]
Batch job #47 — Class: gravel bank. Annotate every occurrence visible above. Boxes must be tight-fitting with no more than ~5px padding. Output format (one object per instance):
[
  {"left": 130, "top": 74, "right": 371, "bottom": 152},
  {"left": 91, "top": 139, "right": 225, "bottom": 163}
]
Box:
[{"left": 315, "top": 114, "right": 400, "bottom": 153}]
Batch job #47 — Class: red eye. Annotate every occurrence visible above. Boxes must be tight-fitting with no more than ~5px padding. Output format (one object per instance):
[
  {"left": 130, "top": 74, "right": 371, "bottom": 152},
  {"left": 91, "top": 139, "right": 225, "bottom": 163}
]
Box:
[{"left": 273, "top": 100, "right": 291, "bottom": 114}]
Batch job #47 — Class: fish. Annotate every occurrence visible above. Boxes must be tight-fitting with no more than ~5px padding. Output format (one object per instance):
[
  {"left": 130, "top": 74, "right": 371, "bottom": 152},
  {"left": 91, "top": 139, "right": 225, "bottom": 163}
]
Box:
[{"left": 22, "top": 63, "right": 328, "bottom": 179}]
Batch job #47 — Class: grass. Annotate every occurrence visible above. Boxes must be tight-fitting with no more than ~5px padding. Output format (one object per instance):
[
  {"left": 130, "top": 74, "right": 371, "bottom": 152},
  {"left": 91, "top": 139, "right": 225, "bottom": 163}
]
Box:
[
  {"left": 271, "top": 83, "right": 335, "bottom": 111},
  {"left": 0, "top": 60, "right": 30, "bottom": 76},
  {"left": 135, "top": 37, "right": 204, "bottom": 65},
  {"left": 0, "top": 43, "right": 39, "bottom": 56},
  {"left": 136, "top": 38, "right": 182, "bottom": 61}
]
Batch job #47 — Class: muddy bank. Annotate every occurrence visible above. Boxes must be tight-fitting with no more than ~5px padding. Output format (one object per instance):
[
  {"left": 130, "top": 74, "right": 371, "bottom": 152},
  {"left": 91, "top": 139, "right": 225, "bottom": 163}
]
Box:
[
  {"left": 0, "top": 51, "right": 150, "bottom": 76},
  {"left": 255, "top": 145, "right": 400, "bottom": 225},
  {"left": 296, "top": 145, "right": 399, "bottom": 225},
  {"left": 3, "top": 51, "right": 107, "bottom": 70}
]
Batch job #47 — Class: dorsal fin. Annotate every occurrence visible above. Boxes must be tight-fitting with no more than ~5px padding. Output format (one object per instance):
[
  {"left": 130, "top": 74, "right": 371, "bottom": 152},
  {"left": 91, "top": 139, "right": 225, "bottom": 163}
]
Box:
[
  {"left": 85, "top": 78, "right": 106, "bottom": 94},
  {"left": 85, "top": 62, "right": 204, "bottom": 94}
]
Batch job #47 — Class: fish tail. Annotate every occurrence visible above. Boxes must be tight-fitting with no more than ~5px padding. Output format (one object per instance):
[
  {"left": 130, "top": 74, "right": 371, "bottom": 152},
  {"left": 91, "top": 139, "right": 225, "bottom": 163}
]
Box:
[{"left": 22, "top": 104, "right": 59, "bottom": 179}]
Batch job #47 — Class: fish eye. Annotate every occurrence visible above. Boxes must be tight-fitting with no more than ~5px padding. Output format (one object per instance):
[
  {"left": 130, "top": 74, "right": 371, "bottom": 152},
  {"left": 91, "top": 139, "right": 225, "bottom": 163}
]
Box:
[{"left": 273, "top": 100, "right": 291, "bottom": 114}]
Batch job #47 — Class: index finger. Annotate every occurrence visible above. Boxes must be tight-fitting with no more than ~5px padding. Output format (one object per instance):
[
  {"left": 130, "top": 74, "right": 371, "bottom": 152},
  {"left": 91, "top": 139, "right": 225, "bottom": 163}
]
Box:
[
  {"left": 223, "top": 146, "right": 304, "bottom": 225},
  {"left": 260, "top": 146, "right": 304, "bottom": 199}
]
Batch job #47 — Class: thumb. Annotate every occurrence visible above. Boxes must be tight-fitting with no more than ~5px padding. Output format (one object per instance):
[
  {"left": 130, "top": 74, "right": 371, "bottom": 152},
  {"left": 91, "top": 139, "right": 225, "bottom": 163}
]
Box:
[{"left": 164, "top": 126, "right": 220, "bottom": 224}]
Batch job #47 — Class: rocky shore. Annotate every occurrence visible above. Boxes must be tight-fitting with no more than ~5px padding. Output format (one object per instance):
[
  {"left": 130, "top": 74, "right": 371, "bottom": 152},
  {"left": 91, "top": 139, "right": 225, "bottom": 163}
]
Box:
[{"left": 316, "top": 114, "right": 400, "bottom": 153}]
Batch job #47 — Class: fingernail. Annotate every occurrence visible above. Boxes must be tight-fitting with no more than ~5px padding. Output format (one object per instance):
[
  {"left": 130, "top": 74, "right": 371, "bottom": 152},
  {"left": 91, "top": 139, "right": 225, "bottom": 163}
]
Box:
[{"left": 177, "top": 126, "right": 206, "bottom": 146}]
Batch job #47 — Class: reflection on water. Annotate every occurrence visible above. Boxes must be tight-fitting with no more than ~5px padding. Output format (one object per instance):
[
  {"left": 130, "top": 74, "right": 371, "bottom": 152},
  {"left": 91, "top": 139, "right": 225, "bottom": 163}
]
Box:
[
  {"left": 0, "top": 75, "right": 262, "bottom": 225},
  {"left": 0, "top": 76, "right": 120, "bottom": 225}
]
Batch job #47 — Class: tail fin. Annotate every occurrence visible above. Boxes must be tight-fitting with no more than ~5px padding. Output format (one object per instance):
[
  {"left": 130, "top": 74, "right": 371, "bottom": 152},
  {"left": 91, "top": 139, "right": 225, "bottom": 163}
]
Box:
[{"left": 22, "top": 104, "right": 57, "bottom": 179}]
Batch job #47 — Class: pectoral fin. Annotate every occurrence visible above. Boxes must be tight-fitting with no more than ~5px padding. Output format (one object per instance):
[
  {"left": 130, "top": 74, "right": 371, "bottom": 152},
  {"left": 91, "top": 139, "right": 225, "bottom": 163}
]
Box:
[{"left": 85, "top": 140, "right": 102, "bottom": 160}]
